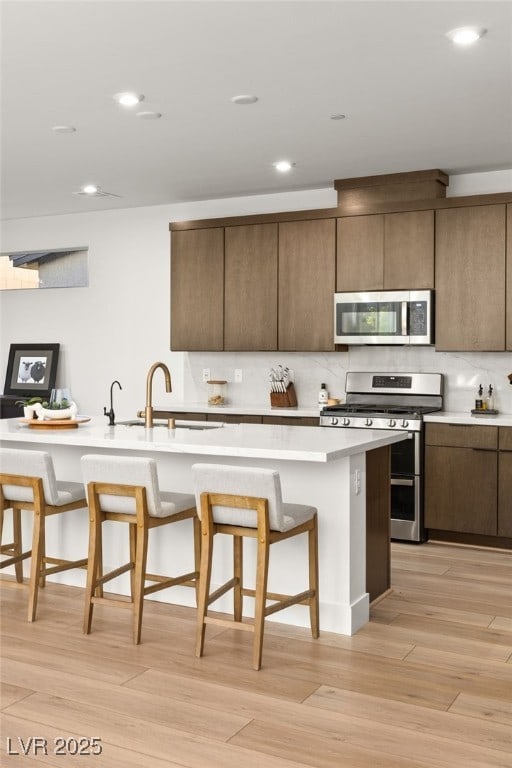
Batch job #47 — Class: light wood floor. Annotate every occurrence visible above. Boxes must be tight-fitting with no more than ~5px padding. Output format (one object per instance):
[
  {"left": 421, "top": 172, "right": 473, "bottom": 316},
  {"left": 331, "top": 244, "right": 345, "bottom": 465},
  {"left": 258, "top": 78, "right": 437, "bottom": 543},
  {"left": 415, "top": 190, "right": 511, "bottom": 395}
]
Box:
[{"left": 1, "top": 541, "right": 511, "bottom": 768}]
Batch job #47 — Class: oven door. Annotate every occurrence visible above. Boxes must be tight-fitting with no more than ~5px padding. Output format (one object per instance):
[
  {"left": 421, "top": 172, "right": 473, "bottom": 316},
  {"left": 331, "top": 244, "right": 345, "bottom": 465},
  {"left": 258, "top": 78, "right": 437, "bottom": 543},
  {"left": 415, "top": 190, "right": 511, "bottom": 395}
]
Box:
[
  {"left": 334, "top": 291, "right": 409, "bottom": 344},
  {"left": 390, "top": 433, "right": 424, "bottom": 542},
  {"left": 391, "top": 476, "right": 422, "bottom": 542}
]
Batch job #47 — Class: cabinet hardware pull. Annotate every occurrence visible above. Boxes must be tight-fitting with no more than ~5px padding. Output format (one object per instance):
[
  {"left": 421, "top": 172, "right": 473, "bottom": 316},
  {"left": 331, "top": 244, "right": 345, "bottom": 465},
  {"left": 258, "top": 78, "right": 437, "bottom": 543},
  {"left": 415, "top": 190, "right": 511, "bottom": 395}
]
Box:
[
  {"left": 471, "top": 448, "right": 495, "bottom": 452},
  {"left": 391, "top": 478, "right": 414, "bottom": 486}
]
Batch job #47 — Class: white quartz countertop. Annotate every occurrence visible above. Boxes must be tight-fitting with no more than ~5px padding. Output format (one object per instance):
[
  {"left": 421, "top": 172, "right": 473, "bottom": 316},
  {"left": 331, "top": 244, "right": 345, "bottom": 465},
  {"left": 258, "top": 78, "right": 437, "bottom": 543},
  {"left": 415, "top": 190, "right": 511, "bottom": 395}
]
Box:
[
  {"left": 424, "top": 412, "right": 512, "bottom": 427},
  {"left": 0, "top": 417, "right": 407, "bottom": 463},
  {"left": 153, "top": 402, "right": 322, "bottom": 417}
]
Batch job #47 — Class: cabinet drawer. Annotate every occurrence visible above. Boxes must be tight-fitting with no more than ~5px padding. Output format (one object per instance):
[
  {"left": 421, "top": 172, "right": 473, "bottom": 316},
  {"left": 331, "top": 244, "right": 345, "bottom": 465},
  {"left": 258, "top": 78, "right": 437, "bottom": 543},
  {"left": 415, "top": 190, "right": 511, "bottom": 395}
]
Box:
[
  {"left": 499, "top": 427, "right": 512, "bottom": 451},
  {"left": 153, "top": 411, "right": 208, "bottom": 421},
  {"left": 425, "top": 423, "right": 497, "bottom": 450},
  {"left": 262, "top": 416, "right": 319, "bottom": 427},
  {"left": 209, "top": 414, "right": 262, "bottom": 424}
]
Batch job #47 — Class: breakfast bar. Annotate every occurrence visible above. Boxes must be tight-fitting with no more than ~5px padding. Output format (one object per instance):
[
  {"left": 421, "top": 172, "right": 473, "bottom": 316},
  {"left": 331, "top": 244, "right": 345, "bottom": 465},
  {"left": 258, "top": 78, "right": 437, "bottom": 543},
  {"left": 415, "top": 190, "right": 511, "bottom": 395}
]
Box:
[{"left": 0, "top": 417, "right": 407, "bottom": 635}]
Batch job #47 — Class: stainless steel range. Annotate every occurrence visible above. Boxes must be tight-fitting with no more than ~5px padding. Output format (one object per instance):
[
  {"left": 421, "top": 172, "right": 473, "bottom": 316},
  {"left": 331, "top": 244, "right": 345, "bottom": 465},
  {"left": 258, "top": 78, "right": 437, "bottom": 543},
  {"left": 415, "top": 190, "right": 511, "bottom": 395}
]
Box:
[{"left": 320, "top": 372, "right": 444, "bottom": 542}]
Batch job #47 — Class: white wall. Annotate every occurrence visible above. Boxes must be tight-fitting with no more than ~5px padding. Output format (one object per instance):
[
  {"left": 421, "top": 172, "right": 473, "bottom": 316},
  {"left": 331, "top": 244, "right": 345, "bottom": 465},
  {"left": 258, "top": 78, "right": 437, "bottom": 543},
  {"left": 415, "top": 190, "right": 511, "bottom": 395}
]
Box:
[{"left": 1, "top": 172, "right": 511, "bottom": 419}]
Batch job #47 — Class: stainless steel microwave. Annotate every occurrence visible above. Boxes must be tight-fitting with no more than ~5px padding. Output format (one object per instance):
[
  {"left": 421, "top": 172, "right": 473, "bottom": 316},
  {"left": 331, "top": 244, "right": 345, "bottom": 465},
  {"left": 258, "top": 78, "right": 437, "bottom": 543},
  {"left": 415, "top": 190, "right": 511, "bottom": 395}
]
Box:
[{"left": 334, "top": 290, "right": 434, "bottom": 345}]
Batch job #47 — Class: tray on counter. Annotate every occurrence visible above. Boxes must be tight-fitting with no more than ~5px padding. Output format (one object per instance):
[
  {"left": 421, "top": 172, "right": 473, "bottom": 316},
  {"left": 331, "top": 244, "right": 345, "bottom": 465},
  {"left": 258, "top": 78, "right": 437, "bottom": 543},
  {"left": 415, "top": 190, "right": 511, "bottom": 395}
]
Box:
[
  {"left": 19, "top": 416, "right": 91, "bottom": 429},
  {"left": 470, "top": 409, "right": 499, "bottom": 416}
]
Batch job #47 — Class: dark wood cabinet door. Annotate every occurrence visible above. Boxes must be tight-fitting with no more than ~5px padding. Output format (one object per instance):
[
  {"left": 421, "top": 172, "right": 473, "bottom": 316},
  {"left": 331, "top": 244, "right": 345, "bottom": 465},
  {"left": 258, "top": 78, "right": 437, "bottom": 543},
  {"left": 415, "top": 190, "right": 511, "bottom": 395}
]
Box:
[
  {"left": 171, "top": 228, "right": 224, "bottom": 351},
  {"left": 224, "top": 223, "right": 278, "bottom": 351},
  {"left": 498, "top": 428, "right": 512, "bottom": 537},
  {"left": 498, "top": 452, "right": 512, "bottom": 537},
  {"left": 435, "top": 205, "right": 506, "bottom": 351},
  {"left": 425, "top": 445, "right": 497, "bottom": 535},
  {"left": 279, "top": 219, "right": 336, "bottom": 351},
  {"left": 507, "top": 204, "right": 512, "bottom": 351},
  {"left": 336, "top": 215, "right": 384, "bottom": 291},
  {"left": 383, "top": 210, "right": 434, "bottom": 289}
]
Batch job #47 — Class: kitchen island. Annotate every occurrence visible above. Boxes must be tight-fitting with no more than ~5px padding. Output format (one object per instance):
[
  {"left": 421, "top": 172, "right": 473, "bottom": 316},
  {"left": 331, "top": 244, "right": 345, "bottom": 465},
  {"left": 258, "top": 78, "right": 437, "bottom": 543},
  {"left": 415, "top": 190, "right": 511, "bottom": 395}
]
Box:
[{"left": 0, "top": 417, "right": 407, "bottom": 635}]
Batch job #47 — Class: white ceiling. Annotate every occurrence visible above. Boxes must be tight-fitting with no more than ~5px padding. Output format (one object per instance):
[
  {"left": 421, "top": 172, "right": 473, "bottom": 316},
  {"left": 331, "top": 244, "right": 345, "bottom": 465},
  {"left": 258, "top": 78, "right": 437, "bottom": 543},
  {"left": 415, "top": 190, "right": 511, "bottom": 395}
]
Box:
[{"left": 1, "top": 0, "right": 511, "bottom": 221}]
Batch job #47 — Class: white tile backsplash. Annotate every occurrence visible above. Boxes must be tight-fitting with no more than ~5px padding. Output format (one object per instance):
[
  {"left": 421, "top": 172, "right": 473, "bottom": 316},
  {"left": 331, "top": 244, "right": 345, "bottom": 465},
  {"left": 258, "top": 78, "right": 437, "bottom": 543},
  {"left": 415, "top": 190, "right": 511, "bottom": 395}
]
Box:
[{"left": 186, "top": 348, "right": 512, "bottom": 415}]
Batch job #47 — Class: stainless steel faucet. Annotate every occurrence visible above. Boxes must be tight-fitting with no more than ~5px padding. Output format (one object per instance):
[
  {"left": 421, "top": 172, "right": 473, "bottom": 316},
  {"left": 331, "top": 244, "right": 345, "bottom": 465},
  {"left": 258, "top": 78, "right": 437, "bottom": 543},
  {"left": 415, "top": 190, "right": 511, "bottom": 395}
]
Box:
[{"left": 144, "top": 362, "right": 172, "bottom": 427}]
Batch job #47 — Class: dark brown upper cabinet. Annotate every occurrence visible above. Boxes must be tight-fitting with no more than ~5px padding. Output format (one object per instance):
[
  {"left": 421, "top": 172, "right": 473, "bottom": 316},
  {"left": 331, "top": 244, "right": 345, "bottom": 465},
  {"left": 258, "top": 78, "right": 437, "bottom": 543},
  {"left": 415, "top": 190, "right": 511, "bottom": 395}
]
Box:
[
  {"left": 224, "top": 223, "right": 278, "bottom": 351},
  {"left": 435, "top": 205, "right": 506, "bottom": 351},
  {"left": 171, "top": 227, "right": 224, "bottom": 351},
  {"left": 278, "top": 219, "right": 336, "bottom": 351},
  {"left": 336, "top": 210, "right": 434, "bottom": 291}
]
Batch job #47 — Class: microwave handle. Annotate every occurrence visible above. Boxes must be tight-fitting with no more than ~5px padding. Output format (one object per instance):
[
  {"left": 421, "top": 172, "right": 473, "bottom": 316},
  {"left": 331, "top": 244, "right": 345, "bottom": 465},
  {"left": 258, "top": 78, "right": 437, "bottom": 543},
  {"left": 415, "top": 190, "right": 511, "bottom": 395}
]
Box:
[{"left": 401, "top": 301, "right": 408, "bottom": 336}]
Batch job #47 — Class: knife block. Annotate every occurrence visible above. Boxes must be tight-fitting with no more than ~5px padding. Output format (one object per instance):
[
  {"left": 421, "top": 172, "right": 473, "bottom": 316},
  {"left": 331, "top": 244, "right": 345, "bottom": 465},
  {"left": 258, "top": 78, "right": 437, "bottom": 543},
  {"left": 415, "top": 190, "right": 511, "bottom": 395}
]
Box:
[{"left": 270, "top": 383, "right": 297, "bottom": 408}]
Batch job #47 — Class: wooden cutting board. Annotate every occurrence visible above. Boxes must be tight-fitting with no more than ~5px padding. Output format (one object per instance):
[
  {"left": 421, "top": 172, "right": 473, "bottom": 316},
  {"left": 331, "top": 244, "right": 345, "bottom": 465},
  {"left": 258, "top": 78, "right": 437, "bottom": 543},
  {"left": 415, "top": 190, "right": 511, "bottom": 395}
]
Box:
[{"left": 21, "top": 417, "right": 91, "bottom": 429}]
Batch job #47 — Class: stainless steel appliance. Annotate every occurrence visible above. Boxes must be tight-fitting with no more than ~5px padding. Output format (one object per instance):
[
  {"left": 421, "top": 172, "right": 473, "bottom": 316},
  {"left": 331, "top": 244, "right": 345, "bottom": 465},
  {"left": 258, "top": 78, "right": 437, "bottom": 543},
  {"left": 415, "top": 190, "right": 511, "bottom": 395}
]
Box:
[
  {"left": 320, "top": 372, "right": 443, "bottom": 542},
  {"left": 334, "top": 290, "right": 434, "bottom": 345}
]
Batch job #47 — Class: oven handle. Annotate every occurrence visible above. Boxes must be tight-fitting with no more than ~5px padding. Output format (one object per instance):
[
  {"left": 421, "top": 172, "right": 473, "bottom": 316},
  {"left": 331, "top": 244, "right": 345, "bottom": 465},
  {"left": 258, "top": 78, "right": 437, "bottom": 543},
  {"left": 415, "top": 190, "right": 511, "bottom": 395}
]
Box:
[{"left": 391, "top": 478, "right": 414, "bottom": 486}]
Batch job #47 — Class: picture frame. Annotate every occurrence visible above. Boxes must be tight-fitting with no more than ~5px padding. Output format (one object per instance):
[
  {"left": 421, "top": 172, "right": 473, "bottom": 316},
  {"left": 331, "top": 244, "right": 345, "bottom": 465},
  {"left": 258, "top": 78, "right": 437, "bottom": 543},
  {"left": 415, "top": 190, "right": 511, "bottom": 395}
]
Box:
[{"left": 3, "top": 343, "right": 60, "bottom": 398}]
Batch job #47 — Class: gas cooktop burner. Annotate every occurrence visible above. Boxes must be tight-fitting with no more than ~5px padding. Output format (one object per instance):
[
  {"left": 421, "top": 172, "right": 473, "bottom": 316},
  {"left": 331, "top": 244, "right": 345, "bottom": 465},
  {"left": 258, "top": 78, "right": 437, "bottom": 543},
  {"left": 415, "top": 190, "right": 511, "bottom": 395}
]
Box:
[{"left": 322, "top": 404, "right": 440, "bottom": 416}]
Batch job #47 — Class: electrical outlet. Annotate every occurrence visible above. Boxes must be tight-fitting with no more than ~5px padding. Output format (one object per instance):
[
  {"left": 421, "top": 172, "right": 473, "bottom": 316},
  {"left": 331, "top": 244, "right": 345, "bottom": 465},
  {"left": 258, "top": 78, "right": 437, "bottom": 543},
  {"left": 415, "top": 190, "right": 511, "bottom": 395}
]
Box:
[
  {"left": 354, "top": 469, "right": 361, "bottom": 495},
  {"left": 234, "top": 369, "right": 243, "bottom": 383},
  {"left": 288, "top": 369, "right": 294, "bottom": 382},
  {"left": 202, "top": 368, "right": 210, "bottom": 382}
]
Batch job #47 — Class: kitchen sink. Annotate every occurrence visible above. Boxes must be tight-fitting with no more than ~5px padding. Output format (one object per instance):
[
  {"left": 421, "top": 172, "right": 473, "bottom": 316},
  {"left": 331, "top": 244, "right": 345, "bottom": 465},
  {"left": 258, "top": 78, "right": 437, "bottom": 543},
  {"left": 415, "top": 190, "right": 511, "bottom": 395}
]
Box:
[{"left": 116, "top": 419, "right": 223, "bottom": 430}]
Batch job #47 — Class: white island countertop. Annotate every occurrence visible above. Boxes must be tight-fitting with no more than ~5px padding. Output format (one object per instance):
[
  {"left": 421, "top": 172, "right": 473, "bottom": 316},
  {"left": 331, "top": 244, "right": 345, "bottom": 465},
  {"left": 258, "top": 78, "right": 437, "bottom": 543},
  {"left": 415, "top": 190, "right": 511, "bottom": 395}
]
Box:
[{"left": 0, "top": 417, "right": 407, "bottom": 463}]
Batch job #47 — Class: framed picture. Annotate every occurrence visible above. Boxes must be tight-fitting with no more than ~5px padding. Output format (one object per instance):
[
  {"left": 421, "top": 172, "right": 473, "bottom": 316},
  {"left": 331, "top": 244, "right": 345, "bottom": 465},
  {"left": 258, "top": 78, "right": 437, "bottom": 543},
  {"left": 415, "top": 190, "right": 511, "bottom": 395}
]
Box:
[{"left": 3, "top": 343, "right": 60, "bottom": 398}]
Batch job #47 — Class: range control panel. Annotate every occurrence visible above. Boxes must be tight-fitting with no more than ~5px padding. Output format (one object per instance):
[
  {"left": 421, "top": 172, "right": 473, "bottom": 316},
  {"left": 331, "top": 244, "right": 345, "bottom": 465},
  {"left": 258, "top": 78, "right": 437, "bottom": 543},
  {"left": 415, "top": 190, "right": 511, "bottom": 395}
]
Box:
[{"left": 372, "top": 375, "right": 412, "bottom": 389}]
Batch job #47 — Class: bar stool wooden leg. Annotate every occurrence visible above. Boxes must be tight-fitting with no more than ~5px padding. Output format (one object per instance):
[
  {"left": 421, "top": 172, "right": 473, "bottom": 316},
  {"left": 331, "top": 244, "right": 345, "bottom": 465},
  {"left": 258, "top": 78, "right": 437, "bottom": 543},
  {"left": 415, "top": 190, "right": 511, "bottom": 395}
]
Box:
[
  {"left": 132, "top": 522, "right": 149, "bottom": 645},
  {"left": 128, "top": 523, "right": 136, "bottom": 600},
  {"left": 39, "top": 518, "right": 47, "bottom": 588},
  {"left": 193, "top": 515, "right": 201, "bottom": 604},
  {"left": 309, "top": 515, "right": 319, "bottom": 639},
  {"left": 12, "top": 509, "right": 24, "bottom": 583},
  {"left": 253, "top": 534, "right": 270, "bottom": 671},
  {"left": 84, "top": 505, "right": 102, "bottom": 635},
  {"left": 27, "top": 510, "right": 44, "bottom": 622},
  {"left": 195, "top": 521, "right": 213, "bottom": 659},
  {"left": 233, "top": 535, "right": 243, "bottom": 622}
]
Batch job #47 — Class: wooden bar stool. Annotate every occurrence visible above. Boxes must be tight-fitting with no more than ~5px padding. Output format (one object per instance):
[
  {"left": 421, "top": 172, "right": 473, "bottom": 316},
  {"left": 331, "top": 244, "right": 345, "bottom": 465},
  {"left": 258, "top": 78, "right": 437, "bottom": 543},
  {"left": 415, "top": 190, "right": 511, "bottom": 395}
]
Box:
[
  {"left": 192, "top": 463, "right": 319, "bottom": 670},
  {"left": 0, "top": 447, "right": 88, "bottom": 621},
  {"left": 81, "top": 454, "right": 200, "bottom": 644}
]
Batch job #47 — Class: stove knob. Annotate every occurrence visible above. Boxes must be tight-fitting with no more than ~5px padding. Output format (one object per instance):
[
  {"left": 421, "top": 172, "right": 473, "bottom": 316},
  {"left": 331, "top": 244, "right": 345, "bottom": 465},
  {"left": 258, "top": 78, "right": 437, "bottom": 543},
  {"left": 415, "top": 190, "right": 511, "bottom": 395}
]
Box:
[
  {"left": 342, "top": 417, "right": 351, "bottom": 426},
  {"left": 388, "top": 419, "right": 397, "bottom": 428},
  {"left": 330, "top": 417, "right": 339, "bottom": 426},
  {"left": 401, "top": 419, "right": 409, "bottom": 428},
  {"left": 365, "top": 418, "right": 373, "bottom": 427}
]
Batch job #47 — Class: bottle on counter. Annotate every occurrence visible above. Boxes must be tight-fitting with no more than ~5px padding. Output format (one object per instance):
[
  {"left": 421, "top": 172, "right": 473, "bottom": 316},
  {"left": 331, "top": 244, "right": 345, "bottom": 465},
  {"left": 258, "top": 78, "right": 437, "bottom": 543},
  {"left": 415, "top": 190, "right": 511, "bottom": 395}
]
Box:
[
  {"left": 318, "top": 383, "right": 329, "bottom": 406},
  {"left": 486, "top": 384, "right": 494, "bottom": 411},
  {"left": 475, "top": 384, "right": 484, "bottom": 410}
]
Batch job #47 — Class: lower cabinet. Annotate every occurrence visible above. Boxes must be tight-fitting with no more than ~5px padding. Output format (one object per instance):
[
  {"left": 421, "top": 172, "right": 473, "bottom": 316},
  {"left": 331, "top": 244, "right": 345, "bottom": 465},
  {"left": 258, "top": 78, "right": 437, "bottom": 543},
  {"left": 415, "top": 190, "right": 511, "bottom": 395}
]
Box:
[
  {"left": 425, "top": 423, "right": 512, "bottom": 545},
  {"left": 499, "top": 428, "right": 512, "bottom": 537},
  {"left": 0, "top": 396, "right": 23, "bottom": 419},
  {"left": 153, "top": 411, "right": 319, "bottom": 427}
]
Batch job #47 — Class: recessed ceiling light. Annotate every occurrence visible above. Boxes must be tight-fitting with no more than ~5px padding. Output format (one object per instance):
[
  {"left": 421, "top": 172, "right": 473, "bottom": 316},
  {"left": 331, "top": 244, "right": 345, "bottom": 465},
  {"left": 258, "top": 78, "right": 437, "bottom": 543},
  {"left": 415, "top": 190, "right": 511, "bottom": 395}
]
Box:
[
  {"left": 446, "top": 27, "right": 486, "bottom": 45},
  {"left": 231, "top": 94, "right": 258, "bottom": 105},
  {"left": 52, "top": 125, "right": 76, "bottom": 133},
  {"left": 330, "top": 114, "right": 346, "bottom": 121},
  {"left": 136, "top": 111, "right": 162, "bottom": 119},
  {"left": 273, "top": 160, "right": 295, "bottom": 173},
  {"left": 113, "top": 92, "right": 144, "bottom": 107},
  {"left": 74, "top": 185, "right": 122, "bottom": 198}
]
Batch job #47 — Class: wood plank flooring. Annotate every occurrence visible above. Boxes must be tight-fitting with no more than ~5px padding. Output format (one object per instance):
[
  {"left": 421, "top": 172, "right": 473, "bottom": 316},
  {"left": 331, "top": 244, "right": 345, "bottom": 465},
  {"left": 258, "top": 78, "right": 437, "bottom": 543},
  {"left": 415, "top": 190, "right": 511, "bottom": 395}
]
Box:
[{"left": 1, "top": 542, "right": 511, "bottom": 767}]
